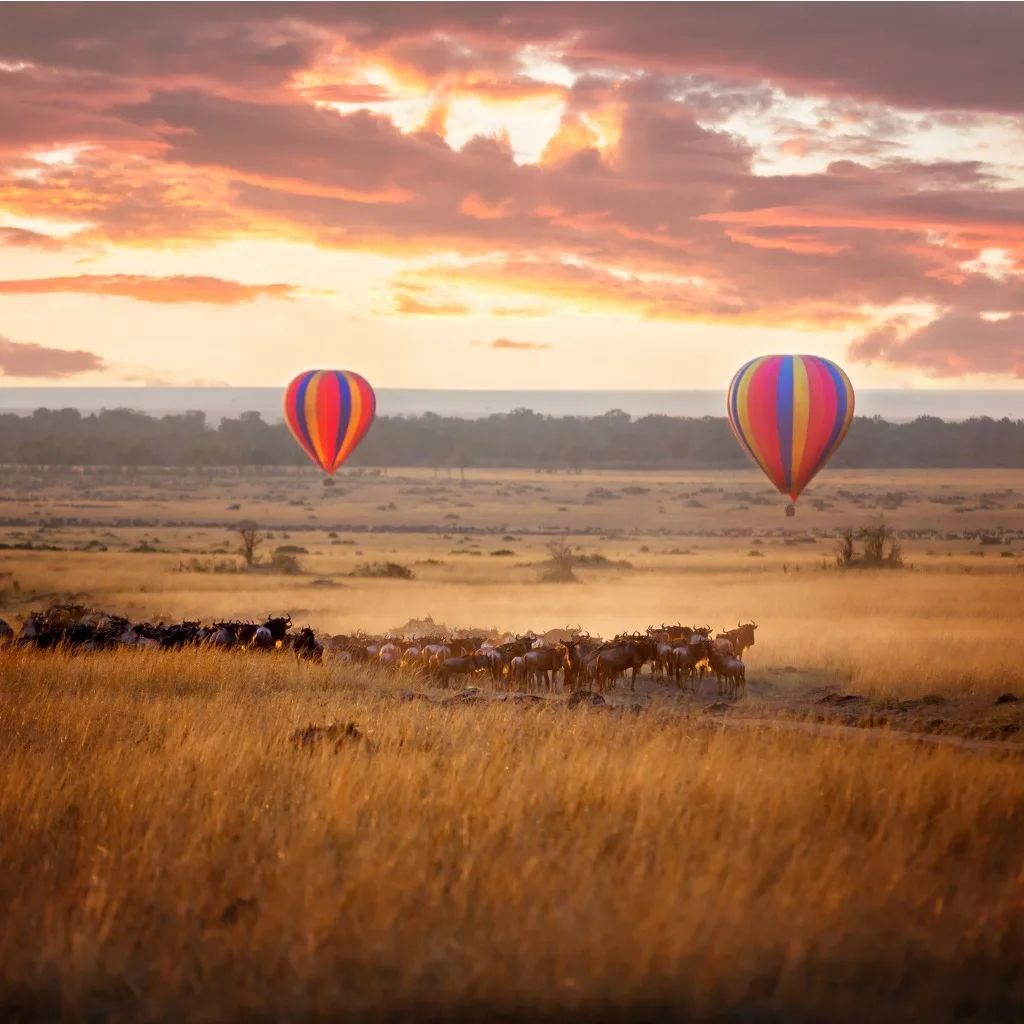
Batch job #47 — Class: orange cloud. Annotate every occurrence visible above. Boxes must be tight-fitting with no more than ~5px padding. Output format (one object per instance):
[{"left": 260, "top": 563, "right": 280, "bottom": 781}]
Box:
[
  {"left": 540, "top": 114, "right": 600, "bottom": 166},
  {"left": 393, "top": 291, "right": 470, "bottom": 316},
  {"left": 0, "top": 275, "right": 297, "bottom": 304},
  {"left": 488, "top": 337, "right": 552, "bottom": 351},
  {"left": 490, "top": 303, "right": 553, "bottom": 317},
  {"left": 402, "top": 261, "right": 864, "bottom": 329},
  {"left": 459, "top": 193, "right": 513, "bottom": 220}
]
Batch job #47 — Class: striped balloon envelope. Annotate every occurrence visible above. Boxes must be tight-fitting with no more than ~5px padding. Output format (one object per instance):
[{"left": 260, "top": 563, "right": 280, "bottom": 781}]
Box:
[
  {"left": 727, "top": 355, "right": 854, "bottom": 503},
  {"left": 283, "top": 370, "right": 376, "bottom": 475}
]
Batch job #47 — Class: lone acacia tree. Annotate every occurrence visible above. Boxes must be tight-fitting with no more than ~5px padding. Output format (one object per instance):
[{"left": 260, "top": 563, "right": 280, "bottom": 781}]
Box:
[{"left": 233, "top": 521, "right": 264, "bottom": 567}]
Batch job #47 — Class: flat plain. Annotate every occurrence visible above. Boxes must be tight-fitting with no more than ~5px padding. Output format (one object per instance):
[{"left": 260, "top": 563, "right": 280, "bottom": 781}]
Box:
[{"left": 1, "top": 465, "right": 1023, "bottom": 1021}]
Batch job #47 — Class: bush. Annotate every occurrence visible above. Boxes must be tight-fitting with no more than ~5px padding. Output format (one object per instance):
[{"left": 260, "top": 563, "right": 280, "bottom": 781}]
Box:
[
  {"left": 175, "top": 557, "right": 242, "bottom": 574},
  {"left": 835, "top": 520, "right": 905, "bottom": 569},
  {"left": 271, "top": 551, "right": 304, "bottom": 575},
  {"left": 540, "top": 537, "right": 579, "bottom": 583},
  {"left": 350, "top": 561, "right": 415, "bottom": 580}
]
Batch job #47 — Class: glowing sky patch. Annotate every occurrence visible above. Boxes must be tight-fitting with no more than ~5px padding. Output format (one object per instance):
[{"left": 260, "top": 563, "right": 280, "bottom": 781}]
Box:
[{"left": 0, "top": 4, "right": 1020, "bottom": 388}]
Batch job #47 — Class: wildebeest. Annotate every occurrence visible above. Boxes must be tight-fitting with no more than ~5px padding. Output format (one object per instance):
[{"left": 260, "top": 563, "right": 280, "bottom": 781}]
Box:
[
  {"left": 289, "top": 626, "right": 323, "bottom": 661},
  {"left": 595, "top": 636, "right": 657, "bottom": 692},
  {"left": 438, "top": 652, "right": 489, "bottom": 686},
  {"left": 522, "top": 645, "right": 563, "bottom": 691},
  {"left": 420, "top": 643, "right": 451, "bottom": 676},
  {"left": 205, "top": 622, "right": 239, "bottom": 648},
  {"left": 709, "top": 650, "right": 746, "bottom": 698},
  {"left": 251, "top": 625, "right": 276, "bottom": 650},
  {"left": 509, "top": 655, "right": 526, "bottom": 686},
  {"left": 378, "top": 641, "right": 402, "bottom": 669},
  {"left": 561, "top": 635, "right": 603, "bottom": 690},
  {"left": 11, "top": 604, "right": 759, "bottom": 699},
  {"left": 670, "top": 635, "right": 712, "bottom": 692},
  {"left": 718, "top": 622, "right": 757, "bottom": 659}
]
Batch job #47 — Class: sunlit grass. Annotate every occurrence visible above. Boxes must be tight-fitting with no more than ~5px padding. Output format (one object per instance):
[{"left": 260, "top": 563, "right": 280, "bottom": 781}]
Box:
[{"left": 1, "top": 649, "right": 1022, "bottom": 1020}]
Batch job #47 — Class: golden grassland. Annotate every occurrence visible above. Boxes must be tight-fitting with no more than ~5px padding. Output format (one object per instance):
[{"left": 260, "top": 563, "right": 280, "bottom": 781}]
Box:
[
  {"left": 1, "top": 649, "right": 1023, "bottom": 1023},
  {"left": 3, "top": 467, "right": 1024, "bottom": 1019}
]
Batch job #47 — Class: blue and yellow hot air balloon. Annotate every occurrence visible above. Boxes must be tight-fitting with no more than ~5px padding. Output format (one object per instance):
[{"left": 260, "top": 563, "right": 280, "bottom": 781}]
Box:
[
  {"left": 283, "top": 370, "right": 376, "bottom": 475},
  {"left": 727, "top": 355, "right": 854, "bottom": 508}
]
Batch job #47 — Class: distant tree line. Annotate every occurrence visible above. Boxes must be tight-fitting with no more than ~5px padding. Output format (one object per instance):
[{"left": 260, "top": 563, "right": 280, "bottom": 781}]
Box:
[{"left": 3, "top": 406, "right": 1024, "bottom": 470}]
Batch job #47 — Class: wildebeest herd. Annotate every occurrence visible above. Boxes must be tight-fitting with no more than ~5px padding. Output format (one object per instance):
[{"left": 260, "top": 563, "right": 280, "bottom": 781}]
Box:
[{"left": 0, "top": 607, "right": 757, "bottom": 697}]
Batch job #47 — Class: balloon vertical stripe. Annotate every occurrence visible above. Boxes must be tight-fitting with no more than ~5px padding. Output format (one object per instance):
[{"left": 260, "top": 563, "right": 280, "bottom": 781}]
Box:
[
  {"left": 332, "top": 373, "right": 353, "bottom": 472},
  {"left": 727, "top": 355, "right": 854, "bottom": 502},
  {"left": 775, "top": 356, "right": 794, "bottom": 495},
  {"left": 284, "top": 374, "right": 318, "bottom": 466},
  {"left": 335, "top": 373, "right": 364, "bottom": 470},
  {"left": 790, "top": 356, "right": 810, "bottom": 493},
  {"left": 283, "top": 369, "right": 376, "bottom": 475}
]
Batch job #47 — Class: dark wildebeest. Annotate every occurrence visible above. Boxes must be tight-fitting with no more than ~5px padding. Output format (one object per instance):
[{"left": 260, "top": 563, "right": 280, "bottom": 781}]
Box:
[
  {"left": 561, "top": 635, "right": 603, "bottom": 691},
  {"left": 447, "top": 636, "right": 486, "bottom": 656},
  {"left": 249, "top": 615, "right": 292, "bottom": 651},
  {"left": 522, "top": 645, "right": 563, "bottom": 691},
  {"left": 717, "top": 622, "right": 757, "bottom": 660},
  {"left": 662, "top": 623, "right": 702, "bottom": 643},
  {"left": 0, "top": 619, "right": 14, "bottom": 648},
  {"left": 160, "top": 621, "right": 199, "bottom": 649},
  {"left": 439, "top": 652, "right": 489, "bottom": 686},
  {"left": 290, "top": 626, "right": 323, "bottom": 661},
  {"left": 595, "top": 636, "right": 657, "bottom": 692}
]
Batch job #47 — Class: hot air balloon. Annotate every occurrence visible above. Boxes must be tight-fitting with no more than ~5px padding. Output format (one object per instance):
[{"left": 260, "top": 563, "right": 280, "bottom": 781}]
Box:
[
  {"left": 727, "top": 355, "right": 854, "bottom": 512},
  {"left": 283, "top": 370, "right": 376, "bottom": 475}
]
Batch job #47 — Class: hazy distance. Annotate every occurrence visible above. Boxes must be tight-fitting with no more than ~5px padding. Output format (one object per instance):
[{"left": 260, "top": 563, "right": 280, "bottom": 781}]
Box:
[{"left": 2, "top": 387, "right": 1024, "bottom": 424}]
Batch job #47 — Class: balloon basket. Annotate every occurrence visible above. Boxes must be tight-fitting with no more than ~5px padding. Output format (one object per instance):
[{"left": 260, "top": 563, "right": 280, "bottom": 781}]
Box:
[{"left": 785, "top": 503, "right": 796, "bottom": 517}]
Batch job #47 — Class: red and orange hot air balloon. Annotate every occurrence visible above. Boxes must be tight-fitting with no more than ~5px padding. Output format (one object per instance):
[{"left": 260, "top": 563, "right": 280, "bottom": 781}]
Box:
[
  {"left": 727, "top": 355, "right": 854, "bottom": 512},
  {"left": 283, "top": 370, "right": 376, "bottom": 475}
]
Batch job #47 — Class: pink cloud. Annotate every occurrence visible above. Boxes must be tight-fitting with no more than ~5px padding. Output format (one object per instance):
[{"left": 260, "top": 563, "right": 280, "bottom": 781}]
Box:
[
  {"left": 0, "top": 333, "right": 106, "bottom": 377},
  {"left": 849, "top": 312, "right": 1024, "bottom": 377}
]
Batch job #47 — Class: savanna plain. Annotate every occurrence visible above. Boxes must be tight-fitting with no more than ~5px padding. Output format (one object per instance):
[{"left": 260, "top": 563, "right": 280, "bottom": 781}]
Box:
[{"left": 2, "top": 465, "right": 1023, "bottom": 1022}]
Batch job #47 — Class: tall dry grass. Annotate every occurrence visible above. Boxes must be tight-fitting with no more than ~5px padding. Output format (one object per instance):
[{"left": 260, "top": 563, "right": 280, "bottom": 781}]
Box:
[{"left": 1, "top": 648, "right": 1022, "bottom": 1021}]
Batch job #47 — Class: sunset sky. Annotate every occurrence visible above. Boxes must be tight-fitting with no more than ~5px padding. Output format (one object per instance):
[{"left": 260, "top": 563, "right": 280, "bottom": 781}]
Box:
[{"left": 0, "top": 2, "right": 1021, "bottom": 390}]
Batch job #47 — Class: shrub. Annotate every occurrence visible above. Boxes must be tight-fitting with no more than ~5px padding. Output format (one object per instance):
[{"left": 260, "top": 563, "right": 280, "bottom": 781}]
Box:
[
  {"left": 540, "top": 536, "right": 579, "bottom": 583},
  {"left": 836, "top": 520, "right": 904, "bottom": 569},
  {"left": 175, "top": 557, "right": 242, "bottom": 574},
  {"left": 350, "top": 561, "right": 415, "bottom": 580},
  {"left": 271, "top": 551, "right": 304, "bottom": 575}
]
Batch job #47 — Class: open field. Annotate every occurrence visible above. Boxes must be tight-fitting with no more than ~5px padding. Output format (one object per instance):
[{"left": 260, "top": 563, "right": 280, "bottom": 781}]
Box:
[
  {"left": 2, "top": 650, "right": 1023, "bottom": 1023},
  {"left": 3, "top": 466, "right": 1024, "bottom": 1020}
]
